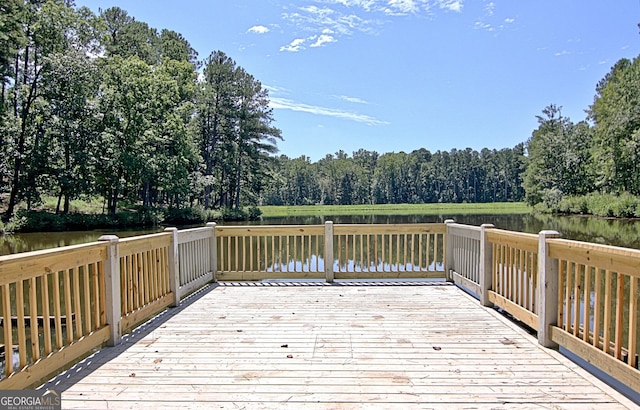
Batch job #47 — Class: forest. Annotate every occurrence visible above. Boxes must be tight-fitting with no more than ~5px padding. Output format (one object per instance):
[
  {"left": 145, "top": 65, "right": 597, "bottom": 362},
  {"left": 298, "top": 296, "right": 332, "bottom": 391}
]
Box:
[{"left": 2, "top": 1, "right": 640, "bottom": 227}]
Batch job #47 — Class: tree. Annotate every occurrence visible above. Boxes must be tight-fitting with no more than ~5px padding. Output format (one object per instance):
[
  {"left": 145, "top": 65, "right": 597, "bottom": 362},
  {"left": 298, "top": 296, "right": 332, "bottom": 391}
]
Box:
[
  {"left": 40, "top": 49, "right": 101, "bottom": 213},
  {"left": 193, "top": 51, "right": 237, "bottom": 208},
  {"left": 589, "top": 57, "right": 640, "bottom": 194},
  {"left": 3, "top": 0, "right": 80, "bottom": 218},
  {"left": 523, "top": 105, "right": 593, "bottom": 206},
  {"left": 229, "top": 69, "right": 281, "bottom": 208}
]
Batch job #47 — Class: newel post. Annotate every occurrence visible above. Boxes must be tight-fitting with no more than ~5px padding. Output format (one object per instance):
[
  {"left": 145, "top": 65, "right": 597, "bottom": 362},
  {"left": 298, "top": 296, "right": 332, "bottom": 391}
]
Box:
[
  {"left": 479, "top": 224, "right": 495, "bottom": 307},
  {"left": 99, "top": 235, "right": 121, "bottom": 347},
  {"left": 538, "top": 230, "right": 561, "bottom": 348},
  {"left": 324, "top": 221, "right": 334, "bottom": 283},
  {"left": 444, "top": 219, "right": 455, "bottom": 282},
  {"left": 207, "top": 222, "right": 218, "bottom": 282},
  {"left": 165, "top": 227, "right": 180, "bottom": 307}
]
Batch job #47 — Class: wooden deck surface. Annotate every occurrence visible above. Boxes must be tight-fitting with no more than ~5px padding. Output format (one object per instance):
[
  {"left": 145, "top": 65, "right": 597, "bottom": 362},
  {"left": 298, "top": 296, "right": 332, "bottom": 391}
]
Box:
[{"left": 42, "top": 281, "right": 636, "bottom": 409}]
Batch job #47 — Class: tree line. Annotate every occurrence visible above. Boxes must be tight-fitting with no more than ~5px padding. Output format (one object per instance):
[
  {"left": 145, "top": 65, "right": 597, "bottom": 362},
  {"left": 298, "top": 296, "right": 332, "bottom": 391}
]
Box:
[
  {"left": 265, "top": 146, "right": 525, "bottom": 206},
  {"left": 2, "top": 1, "right": 639, "bottom": 224}
]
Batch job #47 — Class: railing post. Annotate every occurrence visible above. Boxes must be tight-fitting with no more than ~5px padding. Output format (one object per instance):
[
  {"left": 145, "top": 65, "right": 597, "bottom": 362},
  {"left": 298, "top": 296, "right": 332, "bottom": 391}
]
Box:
[
  {"left": 165, "top": 227, "right": 180, "bottom": 307},
  {"left": 207, "top": 222, "right": 217, "bottom": 282},
  {"left": 538, "top": 230, "right": 561, "bottom": 348},
  {"left": 479, "top": 224, "right": 495, "bottom": 307},
  {"left": 99, "top": 235, "right": 121, "bottom": 347},
  {"left": 444, "top": 219, "right": 455, "bottom": 282},
  {"left": 325, "top": 221, "right": 334, "bottom": 283}
]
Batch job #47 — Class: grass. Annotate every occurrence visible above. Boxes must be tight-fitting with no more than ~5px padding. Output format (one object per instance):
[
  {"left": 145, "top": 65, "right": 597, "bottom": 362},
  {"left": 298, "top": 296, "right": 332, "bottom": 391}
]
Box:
[
  {"left": 40, "top": 196, "right": 106, "bottom": 214},
  {"left": 259, "top": 202, "right": 532, "bottom": 217}
]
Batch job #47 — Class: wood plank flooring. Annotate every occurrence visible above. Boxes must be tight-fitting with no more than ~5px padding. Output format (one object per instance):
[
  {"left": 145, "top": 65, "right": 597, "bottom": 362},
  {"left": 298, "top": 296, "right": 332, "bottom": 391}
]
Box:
[{"left": 42, "top": 281, "right": 636, "bottom": 409}]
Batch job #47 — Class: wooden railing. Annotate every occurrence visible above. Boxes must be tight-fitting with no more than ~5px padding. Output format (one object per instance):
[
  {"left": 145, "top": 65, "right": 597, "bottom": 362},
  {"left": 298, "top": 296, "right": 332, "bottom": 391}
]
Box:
[
  {"left": 487, "top": 229, "right": 539, "bottom": 330},
  {"left": 0, "top": 221, "right": 637, "bottom": 394},
  {"left": 446, "top": 222, "right": 482, "bottom": 295},
  {"left": 174, "top": 223, "right": 216, "bottom": 298},
  {"left": 547, "top": 238, "right": 639, "bottom": 391},
  {"left": 117, "top": 232, "right": 174, "bottom": 334},
  {"left": 0, "top": 242, "right": 111, "bottom": 389},
  {"left": 447, "top": 223, "right": 639, "bottom": 393},
  {"left": 215, "top": 224, "right": 325, "bottom": 281},
  {"left": 215, "top": 223, "right": 446, "bottom": 281},
  {"left": 332, "top": 223, "right": 445, "bottom": 279}
]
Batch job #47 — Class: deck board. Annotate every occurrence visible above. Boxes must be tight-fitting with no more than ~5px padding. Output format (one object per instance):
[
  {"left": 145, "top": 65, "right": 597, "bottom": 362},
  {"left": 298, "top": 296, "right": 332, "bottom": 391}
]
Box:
[{"left": 42, "top": 282, "right": 635, "bottom": 409}]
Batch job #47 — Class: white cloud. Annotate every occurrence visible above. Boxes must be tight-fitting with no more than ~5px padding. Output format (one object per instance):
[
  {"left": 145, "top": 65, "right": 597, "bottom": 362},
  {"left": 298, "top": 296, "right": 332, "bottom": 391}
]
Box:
[
  {"left": 277, "top": 0, "right": 473, "bottom": 51},
  {"left": 280, "top": 38, "right": 306, "bottom": 52},
  {"left": 473, "top": 21, "right": 493, "bottom": 31},
  {"left": 555, "top": 50, "right": 570, "bottom": 57},
  {"left": 247, "top": 25, "right": 270, "bottom": 34},
  {"left": 484, "top": 1, "right": 495, "bottom": 16},
  {"left": 333, "top": 95, "right": 369, "bottom": 104},
  {"left": 438, "top": 0, "right": 463, "bottom": 12},
  {"left": 386, "top": 0, "right": 419, "bottom": 15},
  {"left": 310, "top": 34, "right": 337, "bottom": 47},
  {"left": 504, "top": 18, "right": 514, "bottom": 24},
  {"left": 264, "top": 84, "right": 291, "bottom": 95},
  {"left": 270, "top": 97, "right": 389, "bottom": 126}
]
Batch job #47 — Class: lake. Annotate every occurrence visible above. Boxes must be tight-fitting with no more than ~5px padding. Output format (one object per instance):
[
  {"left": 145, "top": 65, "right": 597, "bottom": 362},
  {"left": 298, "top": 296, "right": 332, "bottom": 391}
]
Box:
[{"left": 2, "top": 212, "right": 640, "bottom": 256}]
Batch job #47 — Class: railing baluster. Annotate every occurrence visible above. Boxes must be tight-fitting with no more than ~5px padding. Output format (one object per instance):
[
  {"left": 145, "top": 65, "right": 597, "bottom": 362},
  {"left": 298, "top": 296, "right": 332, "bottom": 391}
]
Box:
[
  {"left": 42, "top": 272, "right": 52, "bottom": 355},
  {"left": 628, "top": 276, "right": 638, "bottom": 368},
  {"left": 615, "top": 273, "right": 625, "bottom": 360},
  {"left": 583, "top": 265, "right": 591, "bottom": 343},
  {"left": 73, "top": 267, "right": 82, "bottom": 339},
  {"left": 29, "top": 277, "right": 40, "bottom": 362},
  {"left": 2, "top": 284, "right": 13, "bottom": 377},
  {"left": 52, "top": 271, "right": 63, "bottom": 349},
  {"left": 83, "top": 265, "right": 92, "bottom": 335},
  {"left": 16, "top": 280, "right": 27, "bottom": 368},
  {"left": 603, "top": 269, "right": 613, "bottom": 354},
  {"left": 63, "top": 270, "right": 73, "bottom": 344}
]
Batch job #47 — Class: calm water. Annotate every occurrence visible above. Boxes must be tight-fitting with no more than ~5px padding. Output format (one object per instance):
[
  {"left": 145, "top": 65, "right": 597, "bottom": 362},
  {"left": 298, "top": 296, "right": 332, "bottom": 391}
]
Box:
[{"left": 2, "top": 213, "right": 640, "bottom": 256}]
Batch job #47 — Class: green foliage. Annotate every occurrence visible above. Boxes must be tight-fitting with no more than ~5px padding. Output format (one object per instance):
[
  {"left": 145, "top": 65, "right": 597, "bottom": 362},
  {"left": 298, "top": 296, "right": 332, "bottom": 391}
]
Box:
[
  {"left": 522, "top": 105, "right": 594, "bottom": 205},
  {"left": 263, "top": 146, "right": 526, "bottom": 206},
  {"left": 247, "top": 206, "right": 262, "bottom": 220},
  {"left": 540, "top": 192, "right": 640, "bottom": 218},
  {"left": 220, "top": 206, "right": 262, "bottom": 221},
  {"left": 589, "top": 57, "right": 640, "bottom": 194},
  {"left": 163, "top": 207, "right": 209, "bottom": 225},
  {"left": 12, "top": 208, "right": 163, "bottom": 232}
]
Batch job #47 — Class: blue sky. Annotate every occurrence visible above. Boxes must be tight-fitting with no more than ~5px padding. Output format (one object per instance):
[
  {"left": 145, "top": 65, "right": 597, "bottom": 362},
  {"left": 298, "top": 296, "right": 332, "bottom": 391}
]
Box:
[{"left": 75, "top": 0, "right": 640, "bottom": 161}]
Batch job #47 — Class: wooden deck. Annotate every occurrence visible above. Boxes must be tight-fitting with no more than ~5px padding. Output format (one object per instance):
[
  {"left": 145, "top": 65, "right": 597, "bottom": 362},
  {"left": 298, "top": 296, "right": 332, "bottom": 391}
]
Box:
[{"left": 42, "top": 282, "right": 635, "bottom": 409}]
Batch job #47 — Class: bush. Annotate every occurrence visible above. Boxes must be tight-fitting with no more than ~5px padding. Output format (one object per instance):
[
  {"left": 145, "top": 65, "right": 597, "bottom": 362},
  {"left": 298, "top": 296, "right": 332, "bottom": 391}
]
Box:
[
  {"left": 247, "top": 206, "right": 262, "bottom": 221},
  {"left": 221, "top": 207, "right": 248, "bottom": 221},
  {"left": 11, "top": 208, "right": 162, "bottom": 232},
  {"left": 538, "top": 192, "right": 640, "bottom": 218},
  {"left": 163, "top": 207, "right": 208, "bottom": 225},
  {"left": 538, "top": 188, "right": 564, "bottom": 213}
]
